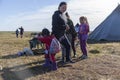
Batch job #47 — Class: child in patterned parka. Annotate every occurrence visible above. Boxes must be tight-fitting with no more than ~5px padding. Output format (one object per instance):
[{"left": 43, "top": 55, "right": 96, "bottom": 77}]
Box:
[{"left": 38, "top": 28, "right": 57, "bottom": 70}]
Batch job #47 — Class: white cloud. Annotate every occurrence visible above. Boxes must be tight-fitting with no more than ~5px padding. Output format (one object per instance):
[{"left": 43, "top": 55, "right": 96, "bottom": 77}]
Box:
[
  {"left": 1, "top": 0, "right": 120, "bottom": 31},
  {"left": 1, "top": 4, "right": 57, "bottom": 31},
  {"left": 67, "top": 0, "right": 120, "bottom": 30}
]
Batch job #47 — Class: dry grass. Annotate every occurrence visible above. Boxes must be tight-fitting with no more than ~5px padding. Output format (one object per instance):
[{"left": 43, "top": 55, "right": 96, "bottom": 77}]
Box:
[{"left": 0, "top": 32, "right": 120, "bottom": 80}]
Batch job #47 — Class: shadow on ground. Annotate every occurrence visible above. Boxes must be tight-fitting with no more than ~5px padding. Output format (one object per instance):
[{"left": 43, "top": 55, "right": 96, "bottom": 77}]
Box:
[
  {"left": 0, "top": 57, "right": 74, "bottom": 80},
  {"left": 89, "top": 50, "right": 100, "bottom": 54},
  {"left": 87, "top": 39, "right": 120, "bottom": 44},
  {"left": 0, "top": 49, "right": 44, "bottom": 59},
  {"left": 1, "top": 60, "right": 51, "bottom": 80}
]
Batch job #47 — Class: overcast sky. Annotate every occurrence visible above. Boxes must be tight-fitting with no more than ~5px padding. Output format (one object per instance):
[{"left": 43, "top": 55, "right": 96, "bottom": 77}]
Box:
[{"left": 0, "top": 0, "right": 120, "bottom": 31}]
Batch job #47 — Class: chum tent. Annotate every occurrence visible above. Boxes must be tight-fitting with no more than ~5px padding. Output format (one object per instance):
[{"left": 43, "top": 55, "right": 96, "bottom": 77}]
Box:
[{"left": 88, "top": 4, "right": 120, "bottom": 41}]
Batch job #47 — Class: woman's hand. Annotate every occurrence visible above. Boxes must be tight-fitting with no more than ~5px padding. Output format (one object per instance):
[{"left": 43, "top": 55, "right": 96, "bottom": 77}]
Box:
[{"left": 66, "top": 24, "right": 70, "bottom": 31}]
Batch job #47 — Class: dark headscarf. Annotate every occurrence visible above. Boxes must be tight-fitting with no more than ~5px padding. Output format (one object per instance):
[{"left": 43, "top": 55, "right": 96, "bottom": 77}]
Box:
[{"left": 58, "top": 2, "right": 67, "bottom": 9}]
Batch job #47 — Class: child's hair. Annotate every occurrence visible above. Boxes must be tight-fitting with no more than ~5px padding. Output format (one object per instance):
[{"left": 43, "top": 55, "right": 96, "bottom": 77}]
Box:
[
  {"left": 84, "top": 16, "right": 89, "bottom": 26},
  {"left": 79, "top": 16, "right": 89, "bottom": 26},
  {"left": 80, "top": 16, "right": 85, "bottom": 21},
  {"left": 42, "top": 28, "right": 50, "bottom": 36}
]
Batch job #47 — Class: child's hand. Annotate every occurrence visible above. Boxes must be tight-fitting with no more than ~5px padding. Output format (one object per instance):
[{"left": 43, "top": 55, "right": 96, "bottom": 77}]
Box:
[
  {"left": 80, "top": 31, "right": 83, "bottom": 34},
  {"left": 34, "top": 35, "right": 38, "bottom": 38},
  {"left": 44, "top": 50, "right": 48, "bottom": 54}
]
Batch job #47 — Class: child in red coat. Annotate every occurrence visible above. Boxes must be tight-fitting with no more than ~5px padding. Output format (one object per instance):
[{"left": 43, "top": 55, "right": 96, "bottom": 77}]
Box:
[{"left": 38, "top": 28, "right": 57, "bottom": 70}]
